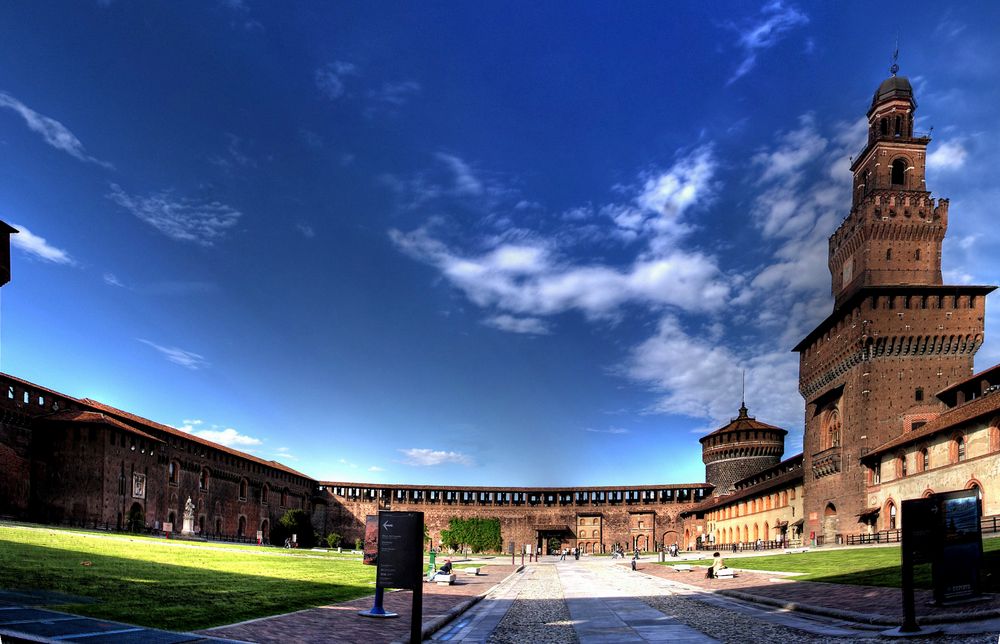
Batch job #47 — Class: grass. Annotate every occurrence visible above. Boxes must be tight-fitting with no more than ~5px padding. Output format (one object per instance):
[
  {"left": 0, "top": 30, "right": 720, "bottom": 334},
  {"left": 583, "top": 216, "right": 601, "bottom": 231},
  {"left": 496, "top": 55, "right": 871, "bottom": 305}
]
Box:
[
  {"left": 0, "top": 523, "right": 376, "bottom": 631},
  {"left": 674, "top": 537, "right": 1000, "bottom": 591}
]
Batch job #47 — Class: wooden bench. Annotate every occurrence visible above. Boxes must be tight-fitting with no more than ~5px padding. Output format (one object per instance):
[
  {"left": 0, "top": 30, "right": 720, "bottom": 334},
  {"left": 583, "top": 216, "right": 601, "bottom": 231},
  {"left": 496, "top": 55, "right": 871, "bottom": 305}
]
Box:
[
  {"left": 434, "top": 573, "right": 457, "bottom": 585},
  {"left": 672, "top": 564, "right": 693, "bottom": 572},
  {"left": 463, "top": 567, "right": 480, "bottom": 576}
]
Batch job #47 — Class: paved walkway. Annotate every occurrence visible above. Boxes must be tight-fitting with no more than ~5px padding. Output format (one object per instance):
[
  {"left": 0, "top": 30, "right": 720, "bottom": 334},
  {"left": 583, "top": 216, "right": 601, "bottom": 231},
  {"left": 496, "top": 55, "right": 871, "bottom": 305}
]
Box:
[
  {"left": 559, "top": 564, "right": 717, "bottom": 643},
  {"left": 0, "top": 591, "right": 244, "bottom": 644},
  {"left": 434, "top": 561, "right": 718, "bottom": 643},
  {"left": 201, "top": 564, "right": 519, "bottom": 644},
  {"left": 636, "top": 558, "right": 1000, "bottom": 624}
]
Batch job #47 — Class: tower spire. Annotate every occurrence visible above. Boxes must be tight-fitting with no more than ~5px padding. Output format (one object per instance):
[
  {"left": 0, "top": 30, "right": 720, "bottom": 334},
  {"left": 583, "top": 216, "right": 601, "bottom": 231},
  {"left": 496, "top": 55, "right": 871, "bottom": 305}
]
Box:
[
  {"left": 890, "top": 34, "right": 900, "bottom": 76},
  {"left": 738, "top": 370, "right": 748, "bottom": 418}
]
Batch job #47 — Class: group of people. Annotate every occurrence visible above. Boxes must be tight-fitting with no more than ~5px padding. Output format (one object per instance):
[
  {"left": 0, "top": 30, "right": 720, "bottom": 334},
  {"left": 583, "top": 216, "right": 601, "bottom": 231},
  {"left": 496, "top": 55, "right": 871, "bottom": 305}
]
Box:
[{"left": 558, "top": 547, "right": 581, "bottom": 560}]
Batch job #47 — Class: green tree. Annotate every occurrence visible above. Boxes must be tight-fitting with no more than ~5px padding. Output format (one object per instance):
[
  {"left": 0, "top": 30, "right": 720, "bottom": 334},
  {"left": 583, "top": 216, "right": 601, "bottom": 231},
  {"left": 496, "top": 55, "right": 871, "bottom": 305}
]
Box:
[
  {"left": 326, "top": 532, "right": 342, "bottom": 549},
  {"left": 438, "top": 517, "right": 502, "bottom": 553}
]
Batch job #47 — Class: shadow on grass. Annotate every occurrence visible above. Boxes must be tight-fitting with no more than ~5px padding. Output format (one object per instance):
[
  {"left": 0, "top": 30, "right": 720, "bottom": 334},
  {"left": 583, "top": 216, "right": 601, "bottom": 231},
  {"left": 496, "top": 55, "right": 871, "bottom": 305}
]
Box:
[{"left": 0, "top": 540, "right": 376, "bottom": 631}]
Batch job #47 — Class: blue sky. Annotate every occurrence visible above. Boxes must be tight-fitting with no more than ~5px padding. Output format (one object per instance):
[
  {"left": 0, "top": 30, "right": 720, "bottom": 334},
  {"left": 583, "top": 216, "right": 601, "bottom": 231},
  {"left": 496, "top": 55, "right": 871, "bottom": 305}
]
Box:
[{"left": 2, "top": 2, "right": 999, "bottom": 487}]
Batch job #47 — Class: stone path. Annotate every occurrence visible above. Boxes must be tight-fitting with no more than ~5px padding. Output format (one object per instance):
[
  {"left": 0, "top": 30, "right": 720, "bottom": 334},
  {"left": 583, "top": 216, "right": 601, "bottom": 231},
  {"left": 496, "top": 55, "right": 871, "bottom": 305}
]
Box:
[{"left": 435, "top": 561, "right": 716, "bottom": 643}]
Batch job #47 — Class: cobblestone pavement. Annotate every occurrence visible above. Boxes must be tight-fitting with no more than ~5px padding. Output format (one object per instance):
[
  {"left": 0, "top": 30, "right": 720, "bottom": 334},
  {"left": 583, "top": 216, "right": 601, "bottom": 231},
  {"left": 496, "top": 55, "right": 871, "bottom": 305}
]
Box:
[{"left": 485, "top": 565, "right": 578, "bottom": 644}]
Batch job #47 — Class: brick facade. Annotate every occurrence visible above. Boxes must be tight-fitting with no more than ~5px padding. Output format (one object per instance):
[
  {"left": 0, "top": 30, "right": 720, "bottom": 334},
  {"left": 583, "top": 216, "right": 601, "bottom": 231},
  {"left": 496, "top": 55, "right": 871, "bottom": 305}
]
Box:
[{"left": 315, "top": 483, "right": 708, "bottom": 553}]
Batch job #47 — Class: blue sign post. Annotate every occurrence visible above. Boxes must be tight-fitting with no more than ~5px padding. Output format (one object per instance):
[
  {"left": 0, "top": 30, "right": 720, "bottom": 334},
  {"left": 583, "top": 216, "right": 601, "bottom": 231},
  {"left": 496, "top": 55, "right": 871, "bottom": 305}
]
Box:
[{"left": 358, "top": 515, "right": 398, "bottom": 619}]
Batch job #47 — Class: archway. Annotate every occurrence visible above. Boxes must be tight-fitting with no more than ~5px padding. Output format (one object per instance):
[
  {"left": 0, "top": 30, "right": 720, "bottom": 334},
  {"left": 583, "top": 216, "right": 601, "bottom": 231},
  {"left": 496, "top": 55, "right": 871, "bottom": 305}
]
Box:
[
  {"left": 238, "top": 515, "right": 246, "bottom": 538},
  {"left": 635, "top": 534, "right": 648, "bottom": 552},
  {"left": 823, "top": 503, "right": 838, "bottom": 544},
  {"left": 261, "top": 518, "right": 270, "bottom": 542},
  {"left": 215, "top": 517, "right": 222, "bottom": 536},
  {"left": 126, "top": 502, "right": 144, "bottom": 533}
]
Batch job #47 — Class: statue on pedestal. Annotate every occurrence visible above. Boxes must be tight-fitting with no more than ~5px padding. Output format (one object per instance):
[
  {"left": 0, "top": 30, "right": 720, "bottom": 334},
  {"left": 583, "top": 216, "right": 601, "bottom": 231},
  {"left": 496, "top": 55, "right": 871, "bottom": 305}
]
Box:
[{"left": 182, "top": 496, "right": 196, "bottom": 535}]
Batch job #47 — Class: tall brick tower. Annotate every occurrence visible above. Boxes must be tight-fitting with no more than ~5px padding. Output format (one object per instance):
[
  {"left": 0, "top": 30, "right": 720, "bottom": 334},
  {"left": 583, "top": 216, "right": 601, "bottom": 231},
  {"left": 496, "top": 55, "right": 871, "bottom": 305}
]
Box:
[{"left": 794, "top": 64, "right": 995, "bottom": 544}]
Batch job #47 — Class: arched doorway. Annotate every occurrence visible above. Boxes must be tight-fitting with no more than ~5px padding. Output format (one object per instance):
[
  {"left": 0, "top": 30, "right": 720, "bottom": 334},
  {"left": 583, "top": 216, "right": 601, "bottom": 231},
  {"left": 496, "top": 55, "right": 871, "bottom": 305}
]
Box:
[
  {"left": 238, "top": 516, "right": 246, "bottom": 538},
  {"left": 823, "top": 503, "right": 838, "bottom": 544},
  {"left": 261, "top": 518, "right": 270, "bottom": 542},
  {"left": 215, "top": 517, "right": 222, "bottom": 536},
  {"left": 126, "top": 502, "right": 144, "bottom": 532},
  {"left": 634, "top": 534, "right": 647, "bottom": 552}
]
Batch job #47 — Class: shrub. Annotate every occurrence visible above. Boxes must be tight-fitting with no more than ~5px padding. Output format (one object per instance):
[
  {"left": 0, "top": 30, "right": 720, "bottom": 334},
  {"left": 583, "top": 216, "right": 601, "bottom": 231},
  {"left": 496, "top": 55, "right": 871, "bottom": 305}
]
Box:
[
  {"left": 326, "top": 532, "right": 342, "bottom": 549},
  {"left": 270, "top": 509, "right": 316, "bottom": 548},
  {"left": 438, "top": 517, "right": 502, "bottom": 553}
]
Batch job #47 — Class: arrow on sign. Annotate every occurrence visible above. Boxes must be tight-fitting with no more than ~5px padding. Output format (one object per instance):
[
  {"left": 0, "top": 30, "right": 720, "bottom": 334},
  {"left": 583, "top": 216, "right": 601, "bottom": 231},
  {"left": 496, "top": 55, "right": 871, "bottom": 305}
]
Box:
[{"left": 383, "top": 521, "right": 394, "bottom": 530}]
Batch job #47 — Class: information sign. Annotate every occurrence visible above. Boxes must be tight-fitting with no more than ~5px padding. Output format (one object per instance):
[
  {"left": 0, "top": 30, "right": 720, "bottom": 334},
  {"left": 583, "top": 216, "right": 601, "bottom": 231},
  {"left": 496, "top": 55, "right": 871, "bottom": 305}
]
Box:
[
  {"left": 363, "top": 515, "right": 379, "bottom": 566},
  {"left": 508, "top": 540, "right": 515, "bottom": 554},
  {"left": 376, "top": 511, "right": 424, "bottom": 590},
  {"left": 162, "top": 522, "right": 173, "bottom": 533},
  {"left": 935, "top": 489, "right": 982, "bottom": 602}
]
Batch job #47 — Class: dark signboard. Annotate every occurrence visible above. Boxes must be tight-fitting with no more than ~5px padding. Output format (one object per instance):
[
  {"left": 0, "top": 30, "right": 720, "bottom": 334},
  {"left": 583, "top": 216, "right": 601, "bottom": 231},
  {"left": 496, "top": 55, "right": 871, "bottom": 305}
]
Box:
[
  {"left": 376, "top": 511, "right": 424, "bottom": 590},
  {"left": 901, "top": 497, "right": 938, "bottom": 565},
  {"left": 363, "top": 515, "right": 379, "bottom": 566},
  {"left": 935, "top": 489, "right": 982, "bottom": 602},
  {"left": 508, "top": 540, "right": 515, "bottom": 555}
]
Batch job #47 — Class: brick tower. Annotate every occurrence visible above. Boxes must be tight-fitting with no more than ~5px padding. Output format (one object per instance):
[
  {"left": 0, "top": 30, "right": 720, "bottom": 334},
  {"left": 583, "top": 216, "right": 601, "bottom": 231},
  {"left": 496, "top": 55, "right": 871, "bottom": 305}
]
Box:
[
  {"left": 794, "top": 64, "right": 995, "bottom": 544},
  {"left": 700, "top": 403, "right": 786, "bottom": 496}
]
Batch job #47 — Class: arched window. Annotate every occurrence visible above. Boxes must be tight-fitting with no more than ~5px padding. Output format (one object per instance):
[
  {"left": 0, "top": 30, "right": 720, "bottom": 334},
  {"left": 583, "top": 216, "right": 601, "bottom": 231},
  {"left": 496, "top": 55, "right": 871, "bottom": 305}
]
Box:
[
  {"left": 899, "top": 452, "right": 908, "bottom": 477},
  {"left": 957, "top": 436, "right": 966, "bottom": 461},
  {"left": 915, "top": 249, "right": 921, "bottom": 261},
  {"left": 823, "top": 408, "right": 842, "bottom": 450},
  {"left": 880, "top": 119, "right": 888, "bottom": 136},
  {"left": 919, "top": 448, "right": 929, "bottom": 472},
  {"left": 989, "top": 424, "right": 1000, "bottom": 452},
  {"left": 915, "top": 387, "right": 924, "bottom": 402},
  {"left": 281, "top": 488, "right": 289, "bottom": 507},
  {"left": 886, "top": 248, "right": 893, "bottom": 261},
  {"left": 199, "top": 468, "right": 210, "bottom": 491},
  {"left": 238, "top": 516, "right": 246, "bottom": 537},
  {"left": 239, "top": 478, "right": 248, "bottom": 500},
  {"left": 168, "top": 461, "right": 178, "bottom": 485},
  {"left": 261, "top": 483, "right": 270, "bottom": 504},
  {"left": 891, "top": 159, "right": 907, "bottom": 186},
  {"left": 887, "top": 501, "right": 897, "bottom": 530}
]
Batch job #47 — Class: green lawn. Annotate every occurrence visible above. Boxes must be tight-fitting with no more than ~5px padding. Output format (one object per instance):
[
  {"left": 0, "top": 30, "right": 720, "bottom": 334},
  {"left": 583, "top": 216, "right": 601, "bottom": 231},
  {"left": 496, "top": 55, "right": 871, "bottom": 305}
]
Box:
[
  {"left": 674, "top": 537, "right": 1000, "bottom": 591},
  {"left": 0, "top": 523, "right": 376, "bottom": 631}
]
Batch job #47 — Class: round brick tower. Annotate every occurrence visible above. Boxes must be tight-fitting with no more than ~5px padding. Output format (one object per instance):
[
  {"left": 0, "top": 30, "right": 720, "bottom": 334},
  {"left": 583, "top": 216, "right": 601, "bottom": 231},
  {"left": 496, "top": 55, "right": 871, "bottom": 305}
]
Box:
[{"left": 700, "top": 403, "right": 786, "bottom": 496}]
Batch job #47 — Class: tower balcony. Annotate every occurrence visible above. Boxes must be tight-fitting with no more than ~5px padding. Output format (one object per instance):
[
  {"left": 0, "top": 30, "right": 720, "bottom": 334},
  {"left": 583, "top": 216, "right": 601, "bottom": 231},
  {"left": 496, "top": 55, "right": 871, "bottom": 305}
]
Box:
[{"left": 811, "top": 446, "right": 842, "bottom": 479}]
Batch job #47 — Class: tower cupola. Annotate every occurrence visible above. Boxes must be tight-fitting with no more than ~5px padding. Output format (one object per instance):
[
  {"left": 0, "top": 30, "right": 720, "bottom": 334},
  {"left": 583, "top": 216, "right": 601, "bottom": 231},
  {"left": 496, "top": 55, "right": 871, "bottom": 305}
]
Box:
[{"left": 700, "top": 404, "right": 786, "bottom": 496}]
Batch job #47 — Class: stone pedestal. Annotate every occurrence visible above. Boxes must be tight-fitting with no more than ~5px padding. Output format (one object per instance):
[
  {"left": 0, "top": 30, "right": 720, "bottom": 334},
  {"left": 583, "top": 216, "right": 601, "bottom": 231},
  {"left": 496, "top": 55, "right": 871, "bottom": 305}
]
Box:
[{"left": 182, "top": 516, "right": 195, "bottom": 535}]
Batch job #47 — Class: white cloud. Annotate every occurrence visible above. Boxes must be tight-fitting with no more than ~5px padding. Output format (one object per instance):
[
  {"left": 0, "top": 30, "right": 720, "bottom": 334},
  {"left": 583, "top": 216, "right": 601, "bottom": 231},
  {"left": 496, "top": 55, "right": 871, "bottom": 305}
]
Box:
[
  {"left": 369, "top": 80, "right": 421, "bottom": 107},
  {"left": 182, "top": 419, "right": 203, "bottom": 426},
  {"left": 927, "top": 140, "right": 967, "bottom": 171},
  {"left": 315, "top": 61, "right": 358, "bottom": 100},
  {"left": 399, "top": 448, "right": 472, "bottom": 466},
  {"left": 368, "top": 465, "right": 385, "bottom": 472},
  {"left": 390, "top": 146, "right": 729, "bottom": 326},
  {"left": 138, "top": 339, "right": 208, "bottom": 370},
  {"left": 9, "top": 223, "right": 74, "bottom": 265},
  {"left": 192, "top": 427, "right": 261, "bottom": 448},
  {"left": 622, "top": 315, "right": 803, "bottom": 432},
  {"left": 585, "top": 427, "right": 630, "bottom": 434},
  {"left": 107, "top": 183, "right": 242, "bottom": 246},
  {"left": 0, "top": 92, "right": 113, "bottom": 168},
  {"left": 483, "top": 314, "right": 551, "bottom": 335},
  {"left": 728, "top": 2, "right": 809, "bottom": 84},
  {"left": 103, "top": 272, "right": 126, "bottom": 288},
  {"left": 435, "top": 152, "right": 483, "bottom": 195},
  {"left": 175, "top": 419, "right": 261, "bottom": 448},
  {"left": 295, "top": 222, "right": 316, "bottom": 238}
]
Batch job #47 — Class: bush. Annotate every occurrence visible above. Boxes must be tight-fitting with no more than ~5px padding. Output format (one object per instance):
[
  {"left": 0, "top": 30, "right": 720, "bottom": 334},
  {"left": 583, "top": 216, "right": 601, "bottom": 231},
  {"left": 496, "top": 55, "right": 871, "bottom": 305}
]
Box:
[
  {"left": 438, "top": 517, "right": 502, "bottom": 553},
  {"left": 326, "top": 532, "right": 342, "bottom": 549},
  {"left": 354, "top": 537, "right": 362, "bottom": 550}
]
